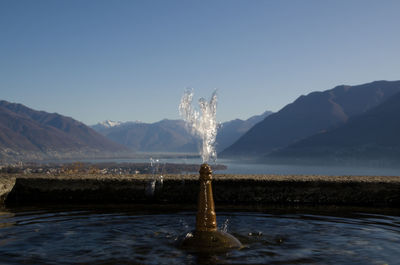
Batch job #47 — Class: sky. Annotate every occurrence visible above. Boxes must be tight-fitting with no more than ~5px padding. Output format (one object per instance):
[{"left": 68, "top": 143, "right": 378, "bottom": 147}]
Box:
[{"left": 1, "top": 0, "right": 400, "bottom": 125}]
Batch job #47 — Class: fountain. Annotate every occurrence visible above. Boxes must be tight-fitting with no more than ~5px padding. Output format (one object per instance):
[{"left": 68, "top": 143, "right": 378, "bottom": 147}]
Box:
[
  {"left": 0, "top": 89, "right": 399, "bottom": 263},
  {"left": 179, "top": 88, "right": 242, "bottom": 251}
]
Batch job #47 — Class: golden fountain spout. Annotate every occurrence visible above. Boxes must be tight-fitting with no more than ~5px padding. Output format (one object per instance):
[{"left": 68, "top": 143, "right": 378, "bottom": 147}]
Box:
[
  {"left": 196, "top": 164, "right": 217, "bottom": 232},
  {"left": 181, "top": 163, "right": 242, "bottom": 252}
]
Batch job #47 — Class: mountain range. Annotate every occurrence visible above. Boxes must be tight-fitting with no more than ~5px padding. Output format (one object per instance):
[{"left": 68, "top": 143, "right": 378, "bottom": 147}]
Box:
[
  {"left": 92, "top": 119, "right": 198, "bottom": 153},
  {"left": 91, "top": 111, "right": 272, "bottom": 153},
  {"left": 221, "top": 80, "right": 400, "bottom": 158},
  {"left": 271, "top": 87, "right": 400, "bottom": 161},
  {"left": 0, "top": 100, "right": 127, "bottom": 162},
  {"left": 2, "top": 80, "right": 400, "bottom": 163}
]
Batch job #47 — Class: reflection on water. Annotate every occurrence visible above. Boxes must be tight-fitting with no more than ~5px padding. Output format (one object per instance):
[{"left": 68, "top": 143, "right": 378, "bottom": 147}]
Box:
[
  {"left": 0, "top": 211, "right": 14, "bottom": 229},
  {"left": 0, "top": 206, "right": 399, "bottom": 264}
]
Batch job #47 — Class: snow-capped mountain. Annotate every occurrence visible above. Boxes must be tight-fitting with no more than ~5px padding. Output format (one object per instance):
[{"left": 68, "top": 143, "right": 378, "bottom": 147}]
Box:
[
  {"left": 91, "top": 120, "right": 143, "bottom": 133},
  {"left": 99, "top": 120, "right": 123, "bottom": 128}
]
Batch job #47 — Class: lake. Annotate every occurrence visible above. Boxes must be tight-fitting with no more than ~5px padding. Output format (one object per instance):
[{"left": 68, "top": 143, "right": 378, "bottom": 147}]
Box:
[{"left": 66, "top": 157, "right": 400, "bottom": 176}]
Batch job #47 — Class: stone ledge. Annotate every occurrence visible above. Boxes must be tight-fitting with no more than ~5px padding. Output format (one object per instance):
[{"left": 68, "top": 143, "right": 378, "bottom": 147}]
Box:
[
  {"left": 1, "top": 174, "right": 400, "bottom": 207},
  {"left": 0, "top": 176, "right": 15, "bottom": 205}
]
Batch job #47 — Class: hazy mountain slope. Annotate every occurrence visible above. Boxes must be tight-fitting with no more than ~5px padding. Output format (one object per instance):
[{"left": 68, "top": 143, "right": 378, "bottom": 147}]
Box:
[
  {"left": 92, "top": 111, "right": 273, "bottom": 153},
  {"left": 216, "top": 111, "right": 273, "bottom": 152},
  {"left": 93, "top": 119, "right": 199, "bottom": 153},
  {"left": 221, "top": 80, "right": 400, "bottom": 157},
  {"left": 0, "top": 100, "right": 127, "bottom": 161},
  {"left": 270, "top": 90, "right": 400, "bottom": 160}
]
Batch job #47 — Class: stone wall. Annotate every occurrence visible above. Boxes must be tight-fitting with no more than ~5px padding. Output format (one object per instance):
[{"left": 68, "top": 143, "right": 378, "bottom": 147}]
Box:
[{"left": 1, "top": 174, "right": 400, "bottom": 207}]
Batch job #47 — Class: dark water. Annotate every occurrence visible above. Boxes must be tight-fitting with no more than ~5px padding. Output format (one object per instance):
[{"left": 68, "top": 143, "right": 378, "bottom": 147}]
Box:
[{"left": 0, "top": 206, "right": 399, "bottom": 264}]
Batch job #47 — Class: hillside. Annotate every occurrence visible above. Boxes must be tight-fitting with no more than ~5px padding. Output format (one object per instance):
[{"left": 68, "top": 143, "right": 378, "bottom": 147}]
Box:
[
  {"left": 221, "top": 80, "right": 400, "bottom": 157},
  {"left": 0, "top": 100, "right": 127, "bottom": 162},
  {"left": 216, "top": 111, "right": 272, "bottom": 151},
  {"left": 270, "top": 90, "right": 400, "bottom": 161}
]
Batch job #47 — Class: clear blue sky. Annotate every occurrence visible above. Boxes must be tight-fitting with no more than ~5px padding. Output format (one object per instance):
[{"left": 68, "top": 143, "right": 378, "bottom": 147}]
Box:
[{"left": 1, "top": 0, "right": 400, "bottom": 125}]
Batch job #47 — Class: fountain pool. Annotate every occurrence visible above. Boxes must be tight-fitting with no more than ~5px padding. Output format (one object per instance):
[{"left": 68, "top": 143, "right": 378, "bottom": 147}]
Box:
[{"left": 0, "top": 205, "right": 399, "bottom": 265}]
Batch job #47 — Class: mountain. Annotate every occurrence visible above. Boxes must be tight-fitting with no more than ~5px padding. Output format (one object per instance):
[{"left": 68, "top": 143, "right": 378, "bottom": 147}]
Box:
[
  {"left": 270, "top": 90, "right": 400, "bottom": 161},
  {"left": 216, "top": 111, "right": 272, "bottom": 152},
  {"left": 93, "top": 119, "right": 199, "bottom": 153},
  {"left": 92, "top": 111, "right": 273, "bottom": 153},
  {"left": 221, "top": 80, "right": 400, "bottom": 157},
  {"left": 0, "top": 100, "right": 127, "bottom": 162},
  {"left": 91, "top": 120, "right": 124, "bottom": 131},
  {"left": 91, "top": 120, "right": 143, "bottom": 133}
]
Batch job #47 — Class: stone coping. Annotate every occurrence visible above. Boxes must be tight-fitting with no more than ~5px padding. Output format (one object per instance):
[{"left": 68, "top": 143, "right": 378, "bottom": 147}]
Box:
[
  {"left": 1, "top": 174, "right": 400, "bottom": 207},
  {"left": 3, "top": 173, "right": 400, "bottom": 181}
]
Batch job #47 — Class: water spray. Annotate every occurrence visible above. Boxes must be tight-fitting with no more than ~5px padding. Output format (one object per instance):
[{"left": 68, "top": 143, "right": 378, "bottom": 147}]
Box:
[{"left": 179, "top": 88, "right": 218, "bottom": 163}]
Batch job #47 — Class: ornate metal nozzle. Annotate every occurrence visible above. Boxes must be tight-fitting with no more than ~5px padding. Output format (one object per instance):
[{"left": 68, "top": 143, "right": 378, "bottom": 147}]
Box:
[
  {"left": 180, "top": 163, "right": 242, "bottom": 251},
  {"left": 196, "top": 163, "right": 217, "bottom": 232}
]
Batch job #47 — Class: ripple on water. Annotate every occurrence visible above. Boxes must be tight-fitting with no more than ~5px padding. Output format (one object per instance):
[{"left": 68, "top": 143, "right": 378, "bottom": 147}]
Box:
[{"left": 0, "top": 207, "right": 399, "bottom": 264}]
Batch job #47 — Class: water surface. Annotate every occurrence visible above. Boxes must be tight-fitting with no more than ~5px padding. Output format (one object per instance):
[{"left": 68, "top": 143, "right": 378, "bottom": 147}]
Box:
[
  {"left": 0, "top": 205, "right": 399, "bottom": 264},
  {"left": 63, "top": 157, "right": 400, "bottom": 176}
]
